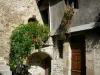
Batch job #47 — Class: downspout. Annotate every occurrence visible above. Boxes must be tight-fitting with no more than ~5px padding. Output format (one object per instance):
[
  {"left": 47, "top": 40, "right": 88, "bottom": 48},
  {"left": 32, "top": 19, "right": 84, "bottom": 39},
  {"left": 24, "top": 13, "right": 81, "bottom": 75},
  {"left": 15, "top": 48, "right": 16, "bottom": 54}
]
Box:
[{"left": 49, "top": 0, "right": 52, "bottom": 32}]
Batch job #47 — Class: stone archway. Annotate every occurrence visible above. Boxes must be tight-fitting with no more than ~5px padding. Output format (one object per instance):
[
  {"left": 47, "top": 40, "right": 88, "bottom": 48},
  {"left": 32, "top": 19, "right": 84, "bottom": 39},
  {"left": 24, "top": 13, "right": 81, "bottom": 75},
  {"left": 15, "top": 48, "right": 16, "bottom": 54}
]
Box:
[{"left": 28, "top": 52, "right": 52, "bottom": 75}]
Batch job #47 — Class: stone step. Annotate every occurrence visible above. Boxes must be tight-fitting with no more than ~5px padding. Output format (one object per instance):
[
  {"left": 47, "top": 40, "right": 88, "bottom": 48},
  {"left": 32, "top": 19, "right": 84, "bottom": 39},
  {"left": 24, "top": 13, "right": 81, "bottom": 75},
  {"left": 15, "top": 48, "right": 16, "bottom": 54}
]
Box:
[
  {"left": 0, "top": 66, "right": 12, "bottom": 75},
  {"left": 0, "top": 66, "right": 10, "bottom": 71},
  {"left": 0, "top": 70, "right": 12, "bottom": 75}
]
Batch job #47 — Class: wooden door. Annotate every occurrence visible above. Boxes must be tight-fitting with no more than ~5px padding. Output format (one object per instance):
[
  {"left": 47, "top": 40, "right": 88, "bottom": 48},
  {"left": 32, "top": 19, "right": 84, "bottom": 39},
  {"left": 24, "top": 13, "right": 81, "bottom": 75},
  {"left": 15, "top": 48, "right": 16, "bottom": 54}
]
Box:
[
  {"left": 71, "top": 35, "right": 86, "bottom": 75},
  {"left": 45, "top": 57, "right": 51, "bottom": 75},
  {"left": 72, "top": 49, "right": 81, "bottom": 75}
]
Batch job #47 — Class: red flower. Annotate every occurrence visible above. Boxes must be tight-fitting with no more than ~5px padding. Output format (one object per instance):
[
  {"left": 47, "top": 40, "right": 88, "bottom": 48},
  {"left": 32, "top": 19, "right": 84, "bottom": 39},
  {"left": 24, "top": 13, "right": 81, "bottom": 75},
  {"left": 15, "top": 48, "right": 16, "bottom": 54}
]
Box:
[
  {"left": 32, "top": 38, "right": 38, "bottom": 43},
  {"left": 26, "top": 57, "right": 30, "bottom": 63},
  {"left": 26, "top": 32, "right": 30, "bottom": 36}
]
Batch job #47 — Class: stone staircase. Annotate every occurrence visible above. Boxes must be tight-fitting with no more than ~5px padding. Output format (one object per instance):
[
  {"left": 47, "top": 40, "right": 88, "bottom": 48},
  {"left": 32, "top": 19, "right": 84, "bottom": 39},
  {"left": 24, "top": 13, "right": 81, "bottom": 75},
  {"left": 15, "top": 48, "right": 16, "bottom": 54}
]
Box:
[{"left": 0, "top": 57, "right": 12, "bottom": 75}]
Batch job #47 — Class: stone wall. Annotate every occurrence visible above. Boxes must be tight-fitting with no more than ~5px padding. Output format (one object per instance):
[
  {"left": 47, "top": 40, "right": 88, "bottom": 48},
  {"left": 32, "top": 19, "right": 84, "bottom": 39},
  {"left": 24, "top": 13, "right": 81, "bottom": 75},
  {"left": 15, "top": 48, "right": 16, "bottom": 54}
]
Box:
[
  {"left": 71, "top": 0, "right": 100, "bottom": 27},
  {"left": 49, "top": 36, "right": 65, "bottom": 75},
  {"left": 86, "top": 31, "right": 100, "bottom": 75},
  {"left": 51, "top": 59, "right": 64, "bottom": 75},
  {"left": 63, "top": 40, "right": 71, "bottom": 75},
  {"left": 0, "top": 0, "right": 43, "bottom": 64}
]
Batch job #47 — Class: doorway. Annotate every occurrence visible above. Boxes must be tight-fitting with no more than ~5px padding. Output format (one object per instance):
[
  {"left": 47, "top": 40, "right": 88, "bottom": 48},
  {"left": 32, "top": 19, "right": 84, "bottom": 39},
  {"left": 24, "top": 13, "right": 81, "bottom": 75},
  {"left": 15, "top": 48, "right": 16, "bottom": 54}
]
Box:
[
  {"left": 28, "top": 52, "right": 52, "bottom": 75},
  {"left": 71, "top": 35, "right": 86, "bottom": 75}
]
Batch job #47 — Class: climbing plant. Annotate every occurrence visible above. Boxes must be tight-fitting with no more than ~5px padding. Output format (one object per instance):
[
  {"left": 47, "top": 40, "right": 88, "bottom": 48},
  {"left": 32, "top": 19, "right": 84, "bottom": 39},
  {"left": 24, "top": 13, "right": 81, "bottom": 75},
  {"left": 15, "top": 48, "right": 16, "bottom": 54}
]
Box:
[
  {"left": 61, "top": 6, "right": 74, "bottom": 30},
  {"left": 9, "top": 22, "right": 49, "bottom": 69}
]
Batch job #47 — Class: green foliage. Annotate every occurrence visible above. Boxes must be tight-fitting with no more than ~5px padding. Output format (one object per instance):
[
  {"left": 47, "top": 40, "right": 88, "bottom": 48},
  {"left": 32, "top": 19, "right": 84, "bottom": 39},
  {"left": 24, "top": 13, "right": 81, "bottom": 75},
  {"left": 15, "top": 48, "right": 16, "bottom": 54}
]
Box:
[{"left": 9, "top": 22, "right": 49, "bottom": 69}]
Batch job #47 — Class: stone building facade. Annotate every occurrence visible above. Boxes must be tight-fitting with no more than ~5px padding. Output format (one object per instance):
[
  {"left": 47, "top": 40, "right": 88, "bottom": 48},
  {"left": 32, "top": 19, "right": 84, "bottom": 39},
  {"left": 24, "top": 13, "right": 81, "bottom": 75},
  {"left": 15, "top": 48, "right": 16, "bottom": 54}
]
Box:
[
  {"left": 0, "top": 0, "right": 43, "bottom": 64},
  {"left": 85, "top": 31, "right": 100, "bottom": 75},
  {"left": 48, "top": 0, "right": 100, "bottom": 75},
  {"left": 0, "top": 0, "right": 43, "bottom": 74},
  {"left": 0, "top": 0, "right": 100, "bottom": 75}
]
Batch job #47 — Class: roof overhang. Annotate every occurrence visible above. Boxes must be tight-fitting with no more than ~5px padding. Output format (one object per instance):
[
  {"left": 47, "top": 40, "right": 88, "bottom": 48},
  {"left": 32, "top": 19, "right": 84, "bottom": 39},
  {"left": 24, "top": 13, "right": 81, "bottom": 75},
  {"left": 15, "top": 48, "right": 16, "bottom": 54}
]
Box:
[
  {"left": 50, "top": 22, "right": 95, "bottom": 36},
  {"left": 69, "top": 22, "right": 95, "bottom": 33}
]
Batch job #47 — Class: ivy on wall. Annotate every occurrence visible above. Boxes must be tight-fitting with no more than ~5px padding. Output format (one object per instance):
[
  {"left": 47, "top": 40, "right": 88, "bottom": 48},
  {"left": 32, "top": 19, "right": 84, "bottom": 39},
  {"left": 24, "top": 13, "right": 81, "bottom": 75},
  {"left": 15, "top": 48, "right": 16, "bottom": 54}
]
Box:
[{"left": 9, "top": 22, "right": 49, "bottom": 69}]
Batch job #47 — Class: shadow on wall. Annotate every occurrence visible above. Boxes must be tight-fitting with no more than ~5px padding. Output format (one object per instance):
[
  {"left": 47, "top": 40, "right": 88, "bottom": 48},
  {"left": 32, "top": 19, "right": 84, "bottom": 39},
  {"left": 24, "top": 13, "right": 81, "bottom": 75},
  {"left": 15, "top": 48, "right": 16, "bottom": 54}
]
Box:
[
  {"left": 36, "top": 0, "right": 49, "bottom": 24},
  {"left": 0, "top": 73, "right": 2, "bottom": 75},
  {"left": 86, "top": 15, "right": 100, "bottom": 52},
  {"left": 55, "top": 24, "right": 67, "bottom": 35},
  {"left": 94, "top": 11, "right": 100, "bottom": 36},
  {"left": 37, "top": 0, "right": 63, "bottom": 7}
]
